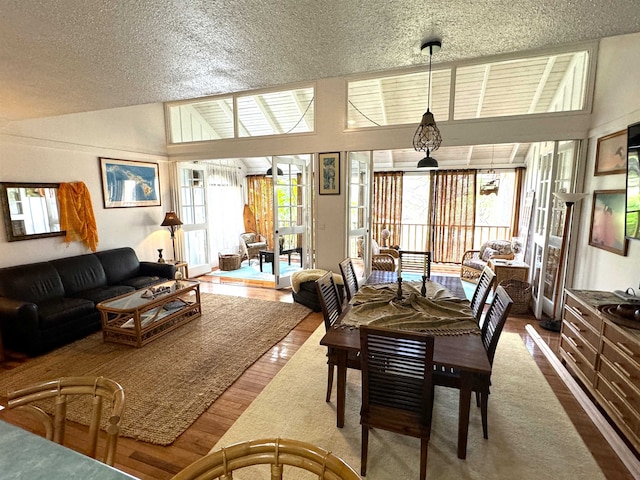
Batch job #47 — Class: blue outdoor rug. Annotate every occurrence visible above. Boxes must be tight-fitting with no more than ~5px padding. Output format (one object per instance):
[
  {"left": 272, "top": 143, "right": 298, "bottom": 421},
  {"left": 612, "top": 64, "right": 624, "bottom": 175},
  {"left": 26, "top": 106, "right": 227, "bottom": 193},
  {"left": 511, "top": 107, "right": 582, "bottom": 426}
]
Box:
[{"left": 210, "top": 261, "right": 301, "bottom": 280}]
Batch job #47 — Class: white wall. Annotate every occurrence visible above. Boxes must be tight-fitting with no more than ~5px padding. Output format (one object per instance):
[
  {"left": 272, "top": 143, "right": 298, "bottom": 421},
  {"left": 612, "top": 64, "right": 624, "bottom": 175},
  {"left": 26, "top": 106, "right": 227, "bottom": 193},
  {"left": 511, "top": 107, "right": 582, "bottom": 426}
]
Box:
[
  {"left": 0, "top": 103, "right": 171, "bottom": 267},
  {"left": 572, "top": 32, "right": 640, "bottom": 292}
]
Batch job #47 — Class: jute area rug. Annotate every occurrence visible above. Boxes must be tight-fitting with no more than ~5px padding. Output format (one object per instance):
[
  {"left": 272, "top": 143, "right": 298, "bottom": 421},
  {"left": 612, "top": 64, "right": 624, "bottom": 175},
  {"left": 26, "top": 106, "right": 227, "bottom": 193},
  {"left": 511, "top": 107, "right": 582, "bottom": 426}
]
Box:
[
  {"left": 0, "top": 294, "right": 311, "bottom": 445},
  {"left": 212, "top": 326, "right": 606, "bottom": 479}
]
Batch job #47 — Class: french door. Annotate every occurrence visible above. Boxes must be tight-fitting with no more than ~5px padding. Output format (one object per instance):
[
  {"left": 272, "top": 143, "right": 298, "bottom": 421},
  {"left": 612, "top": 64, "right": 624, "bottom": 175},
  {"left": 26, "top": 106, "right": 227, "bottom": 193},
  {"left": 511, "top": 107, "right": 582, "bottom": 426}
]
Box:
[
  {"left": 530, "top": 140, "right": 580, "bottom": 319},
  {"left": 346, "top": 152, "right": 373, "bottom": 282},
  {"left": 271, "top": 155, "right": 311, "bottom": 289},
  {"left": 177, "top": 165, "right": 210, "bottom": 277}
]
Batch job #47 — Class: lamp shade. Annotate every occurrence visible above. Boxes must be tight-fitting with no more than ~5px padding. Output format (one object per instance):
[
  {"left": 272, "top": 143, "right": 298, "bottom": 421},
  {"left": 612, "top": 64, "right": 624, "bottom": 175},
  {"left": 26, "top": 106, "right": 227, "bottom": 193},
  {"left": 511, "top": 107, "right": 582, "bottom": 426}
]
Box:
[
  {"left": 553, "top": 192, "right": 587, "bottom": 205},
  {"left": 266, "top": 167, "right": 284, "bottom": 176},
  {"left": 417, "top": 153, "right": 438, "bottom": 169},
  {"left": 160, "top": 211, "right": 183, "bottom": 227}
]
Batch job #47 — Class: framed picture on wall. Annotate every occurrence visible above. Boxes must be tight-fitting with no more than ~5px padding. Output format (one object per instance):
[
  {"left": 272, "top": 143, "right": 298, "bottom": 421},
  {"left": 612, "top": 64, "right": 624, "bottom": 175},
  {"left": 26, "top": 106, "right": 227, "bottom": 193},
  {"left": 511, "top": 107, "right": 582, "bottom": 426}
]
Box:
[
  {"left": 99, "top": 157, "right": 161, "bottom": 208},
  {"left": 594, "top": 130, "right": 627, "bottom": 176},
  {"left": 318, "top": 152, "right": 340, "bottom": 195},
  {"left": 589, "top": 189, "right": 628, "bottom": 256}
]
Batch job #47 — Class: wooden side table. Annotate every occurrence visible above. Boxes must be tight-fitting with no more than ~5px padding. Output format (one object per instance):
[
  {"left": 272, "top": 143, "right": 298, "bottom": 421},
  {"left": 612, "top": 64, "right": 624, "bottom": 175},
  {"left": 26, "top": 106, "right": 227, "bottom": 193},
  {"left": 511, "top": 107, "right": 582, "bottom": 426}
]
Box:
[
  {"left": 169, "top": 261, "right": 189, "bottom": 279},
  {"left": 488, "top": 259, "right": 529, "bottom": 291}
]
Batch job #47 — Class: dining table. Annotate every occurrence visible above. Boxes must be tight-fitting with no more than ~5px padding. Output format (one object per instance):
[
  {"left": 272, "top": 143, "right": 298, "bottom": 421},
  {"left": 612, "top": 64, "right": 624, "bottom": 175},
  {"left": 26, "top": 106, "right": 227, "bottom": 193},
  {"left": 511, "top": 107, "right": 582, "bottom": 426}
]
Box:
[
  {"left": 319, "top": 271, "right": 491, "bottom": 460},
  {"left": 0, "top": 419, "right": 137, "bottom": 479}
]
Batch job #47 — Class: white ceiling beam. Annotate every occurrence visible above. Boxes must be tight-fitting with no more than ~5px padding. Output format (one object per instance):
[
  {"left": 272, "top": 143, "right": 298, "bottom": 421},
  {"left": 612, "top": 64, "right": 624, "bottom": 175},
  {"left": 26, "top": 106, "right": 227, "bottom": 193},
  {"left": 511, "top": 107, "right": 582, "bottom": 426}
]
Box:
[{"left": 528, "top": 56, "right": 557, "bottom": 113}]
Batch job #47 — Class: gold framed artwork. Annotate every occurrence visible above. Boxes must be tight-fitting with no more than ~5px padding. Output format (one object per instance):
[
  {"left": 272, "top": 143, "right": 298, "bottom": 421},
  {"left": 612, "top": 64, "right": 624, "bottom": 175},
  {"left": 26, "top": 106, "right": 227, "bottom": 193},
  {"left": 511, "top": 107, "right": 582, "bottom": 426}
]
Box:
[
  {"left": 318, "top": 152, "right": 340, "bottom": 195},
  {"left": 588, "top": 189, "right": 628, "bottom": 256},
  {"left": 594, "top": 130, "right": 627, "bottom": 176}
]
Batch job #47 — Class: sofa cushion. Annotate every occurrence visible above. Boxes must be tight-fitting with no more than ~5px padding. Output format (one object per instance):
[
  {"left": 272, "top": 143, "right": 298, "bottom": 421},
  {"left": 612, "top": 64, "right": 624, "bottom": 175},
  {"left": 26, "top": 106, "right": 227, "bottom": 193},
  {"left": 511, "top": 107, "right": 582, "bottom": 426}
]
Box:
[
  {"left": 51, "top": 254, "right": 108, "bottom": 295},
  {"left": 481, "top": 247, "right": 498, "bottom": 262},
  {"left": 119, "top": 276, "right": 163, "bottom": 290},
  {"left": 73, "top": 285, "right": 134, "bottom": 304},
  {"left": 0, "top": 262, "right": 64, "bottom": 303},
  {"left": 37, "top": 297, "right": 96, "bottom": 329},
  {"left": 95, "top": 247, "right": 142, "bottom": 284}
]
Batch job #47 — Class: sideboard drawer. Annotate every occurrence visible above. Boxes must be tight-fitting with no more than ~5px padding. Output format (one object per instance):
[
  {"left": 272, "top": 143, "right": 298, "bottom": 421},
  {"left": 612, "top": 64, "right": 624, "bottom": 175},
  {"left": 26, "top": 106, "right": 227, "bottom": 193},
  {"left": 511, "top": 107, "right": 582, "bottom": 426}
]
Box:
[
  {"left": 598, "top": 356, "right": 640, "bottom": 411},
  {"left": 561, "top": 320, "right": 598, "bottom": 366},
  {"left": 560, "top": 335, "right": 597, "bottom": 385},
  {"left": 602, "top": 321, "right": 640, "bottom": 363},
  {"left": 595, "top": 373, "right": 640, "bottom": 448},
  {"left": 565, "top": 295, "right": 602, "bottom": 333}
]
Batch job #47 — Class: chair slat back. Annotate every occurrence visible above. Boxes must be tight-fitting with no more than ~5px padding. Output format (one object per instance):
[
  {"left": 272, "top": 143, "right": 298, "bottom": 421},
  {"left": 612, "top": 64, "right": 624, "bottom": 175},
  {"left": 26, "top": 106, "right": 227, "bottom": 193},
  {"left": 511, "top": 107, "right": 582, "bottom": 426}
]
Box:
[
  {"left": 470, "top": 266, "right": 497, "bottom": 324},
  {"left": 315, "top": 271, "right": 343, "bottom": 330},
  {"left": 171, "top": 437, "right": 361, "bottom": 480},
  {"left": 398, "top": 250, "right": 431, "bottom": 278},
  {"left": 338, "top": 258, "right": 359, "bottom": 302},
  {"left": 481, "top": 285, "right": 513, "bottom": 364},
  {"left": 7, "top": 376, "right": 125, "bottom": 466},
  {"left": 360, "top": 326, "right": 434, "bottom": 418}
]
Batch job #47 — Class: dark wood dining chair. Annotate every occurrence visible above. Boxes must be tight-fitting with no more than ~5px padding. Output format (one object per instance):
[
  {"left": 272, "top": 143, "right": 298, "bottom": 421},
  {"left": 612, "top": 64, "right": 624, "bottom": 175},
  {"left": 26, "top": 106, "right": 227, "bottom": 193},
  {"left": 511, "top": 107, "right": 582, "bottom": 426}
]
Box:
[
  {"left": 338, "top": 257, "right": 359, "bottom": 302},
  {"left": 398, "top": 250, "right": 431, "bottom": 297},
  {"left": 433, "top": 285, "right": 513, "bottom": 439},
  {"left": 315, "top": 271, "right": 361, "bottom": 402},
  {"left": 360, "top": 325, "right": 435, "bottom": 480},
  {"left": 470, "top": 266, "right": 496, "bottom": 326}
]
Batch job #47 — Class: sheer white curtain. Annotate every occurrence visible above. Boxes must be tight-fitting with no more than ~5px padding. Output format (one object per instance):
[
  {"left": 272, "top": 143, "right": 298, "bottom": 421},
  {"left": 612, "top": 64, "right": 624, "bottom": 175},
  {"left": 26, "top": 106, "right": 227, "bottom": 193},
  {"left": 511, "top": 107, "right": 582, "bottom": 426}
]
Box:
[{"left": 206, "top": 164, "right": 244, "bottom": 268}]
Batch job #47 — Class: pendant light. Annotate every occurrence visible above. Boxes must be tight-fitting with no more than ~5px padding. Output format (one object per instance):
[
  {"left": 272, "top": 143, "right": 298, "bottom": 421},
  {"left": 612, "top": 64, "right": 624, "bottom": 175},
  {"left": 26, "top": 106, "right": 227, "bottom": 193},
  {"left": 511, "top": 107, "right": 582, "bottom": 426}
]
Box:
[
  {"left": 413, "top": 39, "right": 442, "bottom": 169},
  {"left": 480, "top": 145, "right": 500, "bottom": 195}
]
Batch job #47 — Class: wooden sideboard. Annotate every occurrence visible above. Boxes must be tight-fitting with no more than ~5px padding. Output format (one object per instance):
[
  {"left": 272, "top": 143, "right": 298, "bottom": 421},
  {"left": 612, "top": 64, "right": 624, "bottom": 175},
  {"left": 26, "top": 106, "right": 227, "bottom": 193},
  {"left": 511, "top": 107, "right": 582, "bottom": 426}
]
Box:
[{"left": 560, "top": 289, "right": 640, "bottom": 453}]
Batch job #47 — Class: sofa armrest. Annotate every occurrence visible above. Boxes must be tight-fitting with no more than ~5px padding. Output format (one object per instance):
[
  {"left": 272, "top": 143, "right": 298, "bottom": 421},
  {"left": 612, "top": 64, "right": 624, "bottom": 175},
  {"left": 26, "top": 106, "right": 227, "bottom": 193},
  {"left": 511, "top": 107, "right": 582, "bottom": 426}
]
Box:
[
  {"left": 0, "top": 297, "right": 38, "bottom": 322},
  {"left": 140, "top": 262, "right": 177, "bottom": 279}
]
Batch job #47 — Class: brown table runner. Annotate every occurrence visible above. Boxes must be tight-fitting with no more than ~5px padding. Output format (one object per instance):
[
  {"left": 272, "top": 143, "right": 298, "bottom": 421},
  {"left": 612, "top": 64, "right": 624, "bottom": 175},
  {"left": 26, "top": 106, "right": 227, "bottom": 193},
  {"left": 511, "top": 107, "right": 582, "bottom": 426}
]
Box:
[{"left": 342, "top": 280, "right": 478, "bottom": 335}]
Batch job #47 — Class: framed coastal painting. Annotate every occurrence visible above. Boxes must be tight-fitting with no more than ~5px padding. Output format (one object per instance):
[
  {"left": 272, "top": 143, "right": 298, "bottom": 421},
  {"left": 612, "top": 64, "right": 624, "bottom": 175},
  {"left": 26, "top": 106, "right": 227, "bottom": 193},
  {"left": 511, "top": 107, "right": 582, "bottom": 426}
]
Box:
[
  {"left": 594, "top": 130, "right": 627, "bottom": 176},
  {"left": 319, "top": 152, "right": 340, "bottom": 195},
  {"left": 99, "top": 157, "right": 161, "bottom": 208},
  {"left": 588, "top": 189, "right": 628, "bottom": 256}
]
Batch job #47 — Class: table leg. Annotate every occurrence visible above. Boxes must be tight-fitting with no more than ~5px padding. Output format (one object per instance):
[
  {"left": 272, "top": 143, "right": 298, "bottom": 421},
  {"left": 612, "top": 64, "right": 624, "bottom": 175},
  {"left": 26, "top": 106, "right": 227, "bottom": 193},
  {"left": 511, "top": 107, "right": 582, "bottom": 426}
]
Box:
[
  {"left": 336, "top": 350, "right": 347, "bottom": 428},
  {"left": 457, "top": 371, "right": 473, "bottom": 459},
  {"left": 259, "top": 253, "right": 264, "bottom": 272}
]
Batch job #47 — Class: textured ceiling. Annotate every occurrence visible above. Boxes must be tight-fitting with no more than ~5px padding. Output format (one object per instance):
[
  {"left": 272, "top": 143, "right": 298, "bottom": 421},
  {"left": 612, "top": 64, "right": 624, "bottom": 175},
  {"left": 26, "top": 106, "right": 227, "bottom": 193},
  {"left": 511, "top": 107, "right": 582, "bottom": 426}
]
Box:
[{"left": 1, "top": 0, "right": 640, "bottom": 123}]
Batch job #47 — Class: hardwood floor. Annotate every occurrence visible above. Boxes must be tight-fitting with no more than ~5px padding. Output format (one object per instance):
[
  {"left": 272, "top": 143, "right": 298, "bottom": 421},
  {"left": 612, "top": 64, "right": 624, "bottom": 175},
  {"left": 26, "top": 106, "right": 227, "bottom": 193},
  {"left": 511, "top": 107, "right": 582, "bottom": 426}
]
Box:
[{"left": 0, "top": 277, "right": 636, "bottom": 479}]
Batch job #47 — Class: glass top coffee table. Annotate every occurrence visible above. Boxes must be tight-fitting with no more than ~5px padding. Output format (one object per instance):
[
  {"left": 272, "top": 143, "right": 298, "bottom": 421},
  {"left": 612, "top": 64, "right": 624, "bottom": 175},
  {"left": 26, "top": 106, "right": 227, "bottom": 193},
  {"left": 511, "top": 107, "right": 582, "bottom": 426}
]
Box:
[{"left": 97, "top": 280, "right": 201, "bottom": 347}]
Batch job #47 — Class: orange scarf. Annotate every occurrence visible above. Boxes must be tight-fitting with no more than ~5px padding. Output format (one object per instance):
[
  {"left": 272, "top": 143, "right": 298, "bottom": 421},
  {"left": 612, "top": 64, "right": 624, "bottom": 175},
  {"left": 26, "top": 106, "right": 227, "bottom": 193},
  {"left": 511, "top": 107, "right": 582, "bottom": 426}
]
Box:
[{"left": 59, "top": 182, "right": 99, "bottom": 252}]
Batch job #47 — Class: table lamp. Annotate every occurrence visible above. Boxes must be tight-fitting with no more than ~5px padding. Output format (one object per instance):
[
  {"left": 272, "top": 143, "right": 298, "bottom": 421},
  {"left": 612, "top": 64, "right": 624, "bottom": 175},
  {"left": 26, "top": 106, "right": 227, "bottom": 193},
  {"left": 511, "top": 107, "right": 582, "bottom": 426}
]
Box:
[{"left": 161, "top": 211, "right": 183, "bottom": 261}]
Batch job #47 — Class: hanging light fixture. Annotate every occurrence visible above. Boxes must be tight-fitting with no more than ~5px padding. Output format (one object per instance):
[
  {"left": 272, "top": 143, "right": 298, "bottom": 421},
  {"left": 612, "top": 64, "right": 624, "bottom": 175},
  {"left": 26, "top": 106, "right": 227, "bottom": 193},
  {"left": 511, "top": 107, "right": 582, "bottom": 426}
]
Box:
[
  {"left": 266, "top": 166, "right": 283, "bottom": 176},
  {"left": 480, "top": 145, "right": 501, "bottom": 195},
  {"left": 414, "top": 39, "right": 442, "bottom": 169}
]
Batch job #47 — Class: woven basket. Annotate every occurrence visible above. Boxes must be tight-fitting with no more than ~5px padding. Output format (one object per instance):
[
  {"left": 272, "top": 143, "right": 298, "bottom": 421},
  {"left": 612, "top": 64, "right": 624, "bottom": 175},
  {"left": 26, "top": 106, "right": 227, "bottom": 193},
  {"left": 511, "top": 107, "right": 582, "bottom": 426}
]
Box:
[
  {"left": 219, "top": 253, "right": 242, "bottom": 271},
  {"left": 499, "top": 278, "right": 532, "bottom": 314}
]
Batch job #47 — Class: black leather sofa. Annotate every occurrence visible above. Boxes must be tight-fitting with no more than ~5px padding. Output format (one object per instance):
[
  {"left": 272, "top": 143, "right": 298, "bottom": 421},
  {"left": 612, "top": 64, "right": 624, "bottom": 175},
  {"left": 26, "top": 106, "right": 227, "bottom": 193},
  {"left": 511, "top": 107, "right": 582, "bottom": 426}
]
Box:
[{"left": 0, "top": 247, "right": 176, "bottom": 356}]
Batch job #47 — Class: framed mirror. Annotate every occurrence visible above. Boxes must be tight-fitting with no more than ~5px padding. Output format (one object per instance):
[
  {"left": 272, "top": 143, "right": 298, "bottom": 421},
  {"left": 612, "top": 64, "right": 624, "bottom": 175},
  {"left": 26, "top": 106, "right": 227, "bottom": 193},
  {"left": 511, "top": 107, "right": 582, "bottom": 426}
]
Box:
[
  {"left": 626, "top": 122, "right": 640, "bottom": 241},
  {"left": 0, "top": 182, "right": 65, "bottom": 241}
]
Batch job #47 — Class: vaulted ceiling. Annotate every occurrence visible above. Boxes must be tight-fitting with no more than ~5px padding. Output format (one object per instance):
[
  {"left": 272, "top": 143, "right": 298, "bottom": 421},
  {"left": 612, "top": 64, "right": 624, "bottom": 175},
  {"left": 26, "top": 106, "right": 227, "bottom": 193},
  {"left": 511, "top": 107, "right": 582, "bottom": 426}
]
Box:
[{"left": 2, "top": 1, "right": 640, "bottom": 124}]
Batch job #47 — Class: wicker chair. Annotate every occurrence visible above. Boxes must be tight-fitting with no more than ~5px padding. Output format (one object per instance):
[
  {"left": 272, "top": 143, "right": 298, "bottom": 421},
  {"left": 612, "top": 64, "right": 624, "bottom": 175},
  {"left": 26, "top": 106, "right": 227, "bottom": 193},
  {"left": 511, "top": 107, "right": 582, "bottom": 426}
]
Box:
[
  {"left": 239, "top": 232, "right": 268, "bottom": 263},
  {"left": 460, "top": 240, "right": 514, "bottom": 283},
  {"left": 171, "top": 437, "right": 361, "bottom": 480},
  {"left": 7, "top": 376, "right": 125, "bottom": 466}
]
